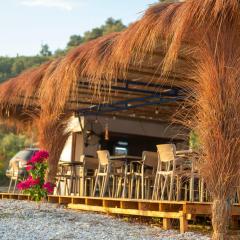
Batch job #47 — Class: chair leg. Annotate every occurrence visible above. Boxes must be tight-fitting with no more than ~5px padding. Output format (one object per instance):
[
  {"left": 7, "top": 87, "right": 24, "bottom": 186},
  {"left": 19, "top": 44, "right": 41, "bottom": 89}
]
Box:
[
  {"left": 122, "top": 163, "right": 128, "bottom": 198},
  {"left": 200, "top": 178, "right": 204, "bottom": 202},
  {"left": 176, "top": 176, "right": 181, "bottom": 201},
  {"left": 129, "top": 174, "right": 135, "bottom": 199},
  {"left": 55, "top": 178, "right": 60, "bottom": 195},
  {"left": 93, "top": 174, "right": 99, "bottom": 197},
  {"left": 8, "top": 178, "right": 13, "bottom": 193},
  {"left": 135, "top": 177, "right": 140, "bottom": 199},
  {"left": 63, "top": 178, "right": 67, "bottom": 195},
  {"left": 141, "top": 173, "right": 144, "bottom": 199},
  {"left": 13, "top": 178, "right": 18, "bottom": 193},
  {"left": 184, "top": 184, "right": 188, "bottom": 201},
  {"left": 116, "top": 177, "right": 122, "bottom": 198},
  {"left": 161, "top": 176, "right": 168, "bottom": 200},
  {"left": 84, "top": 179, "right": 87, "bottom": 196},
  {"left": 146, "top": 179, "right": 151, "bottom": 199},
  {"left": 189, "top": 175, "right": 194, "bottom": 202},
  {"left": 152, "top": 173, "right": 160, "bottom": 200},
  {"left": 169, "top": 173, "right": 175, "bottom": 201},
  {"left": 101, "top": 174, "right": 109, "bottom": 197}
]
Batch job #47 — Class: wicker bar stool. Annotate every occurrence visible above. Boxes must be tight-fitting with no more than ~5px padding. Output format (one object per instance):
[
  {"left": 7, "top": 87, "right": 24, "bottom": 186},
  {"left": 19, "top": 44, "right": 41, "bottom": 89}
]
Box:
[
  {"left": 93, "top": 150, "right": 124, "bottom": 197},
  {"left": 152, "top": 144, "right": 193, "bottom": 201},
  {"left": 129, "top": 151, "right": 158, "bottom": 199},
  {"left": 55, "top": 164, "right": 71, "bottom": 195},
  {"left": 78, "top": 155, "right": 98, "bottom": 196},
  {"left": 7, "top": 161, "right": 21, "bottom": 193}
]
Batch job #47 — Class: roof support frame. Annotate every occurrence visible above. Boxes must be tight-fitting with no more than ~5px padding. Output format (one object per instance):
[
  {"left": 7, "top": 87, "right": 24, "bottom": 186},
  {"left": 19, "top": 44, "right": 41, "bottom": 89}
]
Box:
[{"left": 77, "top": 91, "right": 183, "bottom": 116}]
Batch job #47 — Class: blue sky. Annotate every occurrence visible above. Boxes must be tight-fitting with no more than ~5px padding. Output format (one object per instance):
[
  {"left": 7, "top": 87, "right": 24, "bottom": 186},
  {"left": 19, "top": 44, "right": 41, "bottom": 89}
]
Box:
[{"left": 0, "top": 0, "right": 157, "bottom": 57}]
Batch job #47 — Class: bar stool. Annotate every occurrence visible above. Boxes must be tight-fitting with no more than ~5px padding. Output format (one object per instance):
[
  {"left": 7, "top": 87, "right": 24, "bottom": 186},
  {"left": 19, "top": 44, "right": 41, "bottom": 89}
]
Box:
[
  {"left": 77, "top": 155, "right": 98, "bottom": 196},
  {"left": 129, "top": 151, "right": 158, "bottom": 199},
  {"left": 93, "top": 150, "right": 124, "bottom": 197},
  {"left": 55, "top": 164, "right": 71, "bottom": 195},
  {"left": 152, "top": 144, "right": 192, "bottom": 201},
  {"left": 7, "top": 163, "right": 20, "bottom": 193}
]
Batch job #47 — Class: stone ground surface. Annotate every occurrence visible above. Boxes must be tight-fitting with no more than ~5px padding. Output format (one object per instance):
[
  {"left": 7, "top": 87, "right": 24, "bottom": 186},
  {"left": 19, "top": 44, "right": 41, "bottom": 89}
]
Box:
[{"left": 0, "top": 199, "right": 210, "bottom": 240}]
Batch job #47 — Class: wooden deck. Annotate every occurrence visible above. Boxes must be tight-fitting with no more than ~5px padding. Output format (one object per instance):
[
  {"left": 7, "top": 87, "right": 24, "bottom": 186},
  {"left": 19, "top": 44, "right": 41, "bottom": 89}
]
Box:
[{"left": 1, "top": 192, "right": 240, "bottom": 233}]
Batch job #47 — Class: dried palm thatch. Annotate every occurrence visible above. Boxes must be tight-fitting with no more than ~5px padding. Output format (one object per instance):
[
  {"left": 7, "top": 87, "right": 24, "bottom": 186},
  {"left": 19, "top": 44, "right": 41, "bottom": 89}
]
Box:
[
  {"left": 191, "top": 21, "right": 240, "bottom": 239},
  {"left": 35, "top": 111, "right": 72, "bottom": 183},
  {"left": 0, "top": 1, "right": 240, "bottom": 238}
]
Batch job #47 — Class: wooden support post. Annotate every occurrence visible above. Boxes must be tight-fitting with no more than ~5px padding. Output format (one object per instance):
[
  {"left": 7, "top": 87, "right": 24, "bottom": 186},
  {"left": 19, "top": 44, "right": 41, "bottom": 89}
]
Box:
[
  {"left": 163, "top": 218, "right": 172, "bottom": 230},
  {"left": 179, "top": 211, "right": 188, "bottom": 233}
]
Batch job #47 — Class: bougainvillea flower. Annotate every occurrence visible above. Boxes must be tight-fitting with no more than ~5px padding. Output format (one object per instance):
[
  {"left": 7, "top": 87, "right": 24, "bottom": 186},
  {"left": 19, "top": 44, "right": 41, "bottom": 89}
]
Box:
[
  {"left": 43, "top": 182, "right": 55, "bottom": 194},
  {"left": 27, "top": 150, "right": 49, "bottom": 165},
  {"left": 17, "top": 176, "right": 40, "bottom": 190},
  {"left": 25, "top": 165, "right": 33, "bottom": 171},
  {"left": 35, "top": 150, "right": 49, "bottom": 160}
]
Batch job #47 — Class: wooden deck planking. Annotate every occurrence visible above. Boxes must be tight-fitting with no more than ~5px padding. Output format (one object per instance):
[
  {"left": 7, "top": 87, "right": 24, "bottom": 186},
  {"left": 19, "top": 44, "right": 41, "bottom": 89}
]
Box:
[{"left": 0, "top": 192, "right": 240, "bottom": 233}]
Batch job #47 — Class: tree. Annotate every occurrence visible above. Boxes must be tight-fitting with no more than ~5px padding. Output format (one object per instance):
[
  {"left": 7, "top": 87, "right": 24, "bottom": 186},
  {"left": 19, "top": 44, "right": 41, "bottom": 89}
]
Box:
[
  {"left": 102, "top": 18, "right": 126, "bottom": 35},
  {"left": 66, "top": 35, "right": 84, "bottom": 49},
  {"left": 11, "top": 58, "right": 25, "bottom": 75},
  {"left": 40, "top": 44, "right": 52, "bottom": 57},
  {"left": 66, "top": 18, "right": 126, "bottom": 49},
  {"left": 0, "top": 56, "right": 50, "bottom": 83},
  {"left": 54, "top": 48, "right": 67, "bottom": 57},
  {"left": 83, "top": 28, "right": 103, "bottom": 42}
]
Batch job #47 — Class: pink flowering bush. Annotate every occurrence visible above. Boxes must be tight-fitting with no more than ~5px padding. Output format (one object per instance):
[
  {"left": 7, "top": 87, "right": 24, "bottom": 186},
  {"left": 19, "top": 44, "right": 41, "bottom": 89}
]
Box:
[{"left": 17, "top": 150, "right": 55, "bottom": 202}]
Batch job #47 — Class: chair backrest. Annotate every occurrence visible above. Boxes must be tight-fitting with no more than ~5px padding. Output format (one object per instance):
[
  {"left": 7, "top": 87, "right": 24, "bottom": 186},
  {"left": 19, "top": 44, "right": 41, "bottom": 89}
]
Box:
[
  {"left": 156, "top": 144, "right": 176, "bottom": 162},
  {"left": 97, "top": 150, "right": 110, "bottom": 165},
  {"left": 8, "top": 160, "right": 19, "bottom": 177},
  {"left": 142, "top": 151, "right": 158, "bottom": 168}
]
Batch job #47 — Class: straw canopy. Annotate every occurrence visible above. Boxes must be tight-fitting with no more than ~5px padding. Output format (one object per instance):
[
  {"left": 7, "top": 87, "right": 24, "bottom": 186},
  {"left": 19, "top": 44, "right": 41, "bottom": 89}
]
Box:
[
  {"left": 0, "top": 1, "right": 200, "bottom": 123},
  {"left": 0, "top": 0, "right": 239, "bottom": 122}
]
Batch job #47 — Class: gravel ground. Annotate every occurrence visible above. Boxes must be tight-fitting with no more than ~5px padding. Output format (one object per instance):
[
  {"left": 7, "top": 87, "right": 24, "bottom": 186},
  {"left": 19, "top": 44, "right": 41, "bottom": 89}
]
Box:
[{"left": 0, "top": 199, "right": 210, "bottom": 240}]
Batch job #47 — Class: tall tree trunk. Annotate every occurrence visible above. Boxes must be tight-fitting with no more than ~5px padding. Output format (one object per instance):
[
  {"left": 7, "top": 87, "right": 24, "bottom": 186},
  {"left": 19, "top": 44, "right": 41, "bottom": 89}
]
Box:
[
  {"left": 35, "top": 112, "right": 71, "bottom": 183},
  {"left": 212, "top": 198, "right": 231, "bottom": 240}
]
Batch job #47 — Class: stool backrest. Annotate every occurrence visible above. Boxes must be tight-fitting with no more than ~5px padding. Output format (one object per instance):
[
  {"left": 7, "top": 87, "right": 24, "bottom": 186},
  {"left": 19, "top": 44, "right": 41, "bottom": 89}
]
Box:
[
  {"left": 157, "top": 144, "right": 176, "bottom": 162},
  {"left": 156, "top": 144, "right": 177, "bottom": 171},
  {"left": 9, "top": 160, "right": 19, "bottom": 177},
  {"left": 97, "top": 150, "right": 110, "bottom": 165},
  {"left": 142, "top": 151, "right": 158, "bottom": 168}
]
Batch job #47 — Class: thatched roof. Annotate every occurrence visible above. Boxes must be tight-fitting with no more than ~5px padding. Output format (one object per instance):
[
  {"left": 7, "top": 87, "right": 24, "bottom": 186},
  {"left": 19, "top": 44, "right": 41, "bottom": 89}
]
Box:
[{"left": 0, "top": 0, "right": 238, "bottom": 123}]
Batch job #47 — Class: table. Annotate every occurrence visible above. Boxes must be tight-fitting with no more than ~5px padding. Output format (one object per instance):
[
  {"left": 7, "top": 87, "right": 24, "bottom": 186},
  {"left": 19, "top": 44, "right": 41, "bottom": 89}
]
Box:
[{"left": 110, "top": 155, "right": 142, "bottom": 198}]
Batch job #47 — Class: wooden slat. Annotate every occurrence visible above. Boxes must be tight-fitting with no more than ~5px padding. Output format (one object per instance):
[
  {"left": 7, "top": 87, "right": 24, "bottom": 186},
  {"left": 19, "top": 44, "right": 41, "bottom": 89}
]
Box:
[{"left": 68, "top": 203, "right": 183, "bottom": 219}]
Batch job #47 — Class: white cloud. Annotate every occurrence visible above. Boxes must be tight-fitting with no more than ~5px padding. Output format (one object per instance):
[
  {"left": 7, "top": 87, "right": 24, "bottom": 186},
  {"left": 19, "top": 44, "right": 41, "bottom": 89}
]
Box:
[{"left": 21, "top": 0, "right": 75, "bottom": 11}]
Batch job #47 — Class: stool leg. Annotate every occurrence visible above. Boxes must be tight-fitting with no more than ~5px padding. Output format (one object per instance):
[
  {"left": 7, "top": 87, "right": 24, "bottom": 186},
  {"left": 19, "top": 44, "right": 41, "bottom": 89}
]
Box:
[
  {"left": 8, "top": 178, "right": 13, "bottom": 193},
  {"left": 13, "top": 178, "right": 18, "bottom": 193},
  {"left": 63, "top": 179, "right": 67, "bottom": 195},
  {"left": 141, "top": 172, "right": 144, "bottom": 199},
  {"left": 169, "top": 173, "right": 174, "bottom": 201},
  {"left": 189, "top": 175, "right": 194, "bottom": 202},
  {"left": 160, "top": 175, "right": 167, "bottom": 200},
  {"left": 101, "top": 173, "right": 109, "bottom": 197},
  {"left": 112, "top": 176, "right": 115, "bottom": 198},
  {"left": 93, "top": 174, "right": 99, "bottom": 196},
  {"left": 152, "top": 173, "right": 159, "bottom": 200}
]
